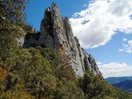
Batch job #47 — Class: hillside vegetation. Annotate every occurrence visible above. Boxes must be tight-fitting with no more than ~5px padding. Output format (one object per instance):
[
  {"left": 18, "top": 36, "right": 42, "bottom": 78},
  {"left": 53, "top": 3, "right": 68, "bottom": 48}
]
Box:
[{"left": 0, "top": 1, "right": 132, "bottom": 99}]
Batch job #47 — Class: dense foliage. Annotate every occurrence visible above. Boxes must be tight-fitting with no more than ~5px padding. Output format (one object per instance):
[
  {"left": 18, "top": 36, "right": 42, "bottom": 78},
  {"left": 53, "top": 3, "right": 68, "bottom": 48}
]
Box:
[
  {"left": 0, "top": 1, "right": 132, "bottom": 99},
  {"left": 0, "top": 21, "right": 132, "bottom": 99},
  {"left": 0, "top": 0, "right": 28, "bottom": 23},
  {"left": 0, "top": 20, "right": 84, "bottom": 99},
  {"left": 79, "top": 72, "right": 132, "bottom": 99}
]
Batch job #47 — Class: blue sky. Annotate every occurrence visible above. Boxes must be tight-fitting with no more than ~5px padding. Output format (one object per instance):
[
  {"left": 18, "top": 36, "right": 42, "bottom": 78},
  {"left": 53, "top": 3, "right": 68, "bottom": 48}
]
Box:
[
  {"left": 88, "top": 32, "right": 132, "bottom": 65},
  {"left": 25, "top": 0, "right": 132, "bottom": 78},
  {"left": 25, "top": 0, "right": 90, "bottom": 31}
]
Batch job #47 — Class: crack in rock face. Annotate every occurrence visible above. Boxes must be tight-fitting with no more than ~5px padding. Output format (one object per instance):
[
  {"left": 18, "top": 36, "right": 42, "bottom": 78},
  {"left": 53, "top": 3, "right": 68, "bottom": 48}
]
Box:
[{"left": 23, "top": 2, "right": 101, "bottom": 77}]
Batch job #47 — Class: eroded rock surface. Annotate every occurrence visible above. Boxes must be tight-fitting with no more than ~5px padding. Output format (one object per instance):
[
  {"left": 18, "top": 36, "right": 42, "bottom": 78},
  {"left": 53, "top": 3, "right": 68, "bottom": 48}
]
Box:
[{"left": 23, "top": 2, "right": 101, "bottom": 77}]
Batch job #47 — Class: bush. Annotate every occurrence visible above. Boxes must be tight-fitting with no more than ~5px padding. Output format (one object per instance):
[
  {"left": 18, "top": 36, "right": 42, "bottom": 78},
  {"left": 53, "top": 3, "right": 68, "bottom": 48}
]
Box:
[{"left": 0, "top": 0, "right": 28, "bottom": 23}]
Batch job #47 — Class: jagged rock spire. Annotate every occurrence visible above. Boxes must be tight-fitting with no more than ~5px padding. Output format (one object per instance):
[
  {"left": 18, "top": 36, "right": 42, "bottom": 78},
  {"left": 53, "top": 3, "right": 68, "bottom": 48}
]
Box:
[{"left": 23, "top": 3, "right": 101, "bottom": 77}]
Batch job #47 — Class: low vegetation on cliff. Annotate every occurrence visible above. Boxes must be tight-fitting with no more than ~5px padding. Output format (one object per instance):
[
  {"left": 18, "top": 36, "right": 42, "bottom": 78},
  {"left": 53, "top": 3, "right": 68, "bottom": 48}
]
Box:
[{"left": 0, "top": 20, "right": 132, "bottom": 99}]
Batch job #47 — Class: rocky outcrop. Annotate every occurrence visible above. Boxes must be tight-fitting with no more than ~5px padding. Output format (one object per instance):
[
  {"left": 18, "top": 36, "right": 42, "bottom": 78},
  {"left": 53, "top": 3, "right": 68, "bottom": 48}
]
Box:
[
  {"left": 23, "top": 2, "right": 101, "bottom": 77},
  {"left": 23, "top": 32, "right": 40, "bottom": 48}
]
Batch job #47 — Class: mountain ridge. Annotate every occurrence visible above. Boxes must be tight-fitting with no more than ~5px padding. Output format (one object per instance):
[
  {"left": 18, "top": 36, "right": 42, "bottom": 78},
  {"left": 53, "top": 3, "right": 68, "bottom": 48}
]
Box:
[
  {"left": 1, "top": 1, "right": 132, "bottom": 98},
  {"left": 106, "top": 76, "right": 132, "bottom": 84},
  {"left": 113, "top": 80, "right": 132, "bottom": 92}
]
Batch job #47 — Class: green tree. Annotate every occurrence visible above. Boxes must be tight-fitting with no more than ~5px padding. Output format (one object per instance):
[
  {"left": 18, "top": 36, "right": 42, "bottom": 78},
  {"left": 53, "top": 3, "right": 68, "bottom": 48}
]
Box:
[{"left": 0, "top": 0, "right": 28, "bottom": 23}]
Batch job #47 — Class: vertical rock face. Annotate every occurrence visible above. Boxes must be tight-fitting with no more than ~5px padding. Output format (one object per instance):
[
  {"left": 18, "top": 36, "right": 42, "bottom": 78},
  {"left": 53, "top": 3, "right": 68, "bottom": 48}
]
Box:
[{"left": 23, "top": 2, "right": 101, "bottom": 77}]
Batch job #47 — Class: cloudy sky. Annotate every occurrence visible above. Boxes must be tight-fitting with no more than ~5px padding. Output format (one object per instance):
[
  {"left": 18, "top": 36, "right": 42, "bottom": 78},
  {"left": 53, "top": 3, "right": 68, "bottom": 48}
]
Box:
[{"left": 25, "top": 0, "right": 132, "bottom": 78}]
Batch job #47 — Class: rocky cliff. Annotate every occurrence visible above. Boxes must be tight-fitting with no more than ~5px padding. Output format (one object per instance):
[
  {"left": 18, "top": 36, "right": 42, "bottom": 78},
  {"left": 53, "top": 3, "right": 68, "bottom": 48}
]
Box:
[{"left": 23, "top": 2, "right": 100, "bottom": 77}]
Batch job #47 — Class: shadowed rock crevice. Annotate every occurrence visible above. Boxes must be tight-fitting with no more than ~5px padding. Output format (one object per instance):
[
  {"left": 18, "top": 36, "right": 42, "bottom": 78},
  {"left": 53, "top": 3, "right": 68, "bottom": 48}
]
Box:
[
  {"left": 23, "top": 33, "right": 40, "bottom": 48},
  {"left": 43, "top": 7, "right": 53, "bottom": 37}
]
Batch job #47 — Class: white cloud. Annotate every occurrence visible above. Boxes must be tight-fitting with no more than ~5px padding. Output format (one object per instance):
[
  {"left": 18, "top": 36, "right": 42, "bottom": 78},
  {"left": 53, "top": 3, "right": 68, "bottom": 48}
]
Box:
[
  {"left": 98, "top": 62, "right": 132, "bottom": 78},
  {"left": 97, "top": 61, "right": 102, "bottom": 65},
  {"left": 119, "top": 40, "right": 132, "bottom": 53},
  {"left": 123, "top": 38, "right": 127, "bottom": 42},
  {"left": 70, "top": 0, "right": 132, "bottom": 48}
]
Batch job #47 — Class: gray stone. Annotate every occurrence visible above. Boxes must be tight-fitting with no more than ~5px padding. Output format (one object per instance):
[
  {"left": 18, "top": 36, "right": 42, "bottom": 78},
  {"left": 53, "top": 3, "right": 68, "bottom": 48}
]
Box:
[
  {"left": 23, "top": 2, "right": 101, "bottom": 77},
  {"left": 23, "top": 33, "right": 40, "bottom": 48}
]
